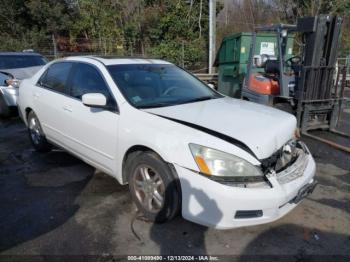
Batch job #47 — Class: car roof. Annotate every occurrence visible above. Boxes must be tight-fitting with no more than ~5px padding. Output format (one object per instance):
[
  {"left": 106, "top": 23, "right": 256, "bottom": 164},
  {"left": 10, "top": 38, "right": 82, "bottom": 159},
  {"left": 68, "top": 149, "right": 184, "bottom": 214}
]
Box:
[
  {"left": 64, "top": 56, "right": 172, "bottom": 65},
  {"left": 0, "top": 52, "right": 44, "bottom": 56}
]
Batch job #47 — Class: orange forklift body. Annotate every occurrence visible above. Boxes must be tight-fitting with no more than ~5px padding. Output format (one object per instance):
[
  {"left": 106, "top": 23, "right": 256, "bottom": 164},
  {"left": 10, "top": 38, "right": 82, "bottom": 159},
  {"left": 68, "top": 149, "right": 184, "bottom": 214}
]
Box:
[{"left": 248, "top": 73, "right": 280, "bottom": 95}]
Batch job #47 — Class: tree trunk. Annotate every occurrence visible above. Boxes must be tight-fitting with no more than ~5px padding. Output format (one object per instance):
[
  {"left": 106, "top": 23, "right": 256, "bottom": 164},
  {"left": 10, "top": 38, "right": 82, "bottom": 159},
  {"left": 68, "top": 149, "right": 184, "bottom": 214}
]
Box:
[{"left": 198, "top": 0, "right": 203, "bottom": 39}]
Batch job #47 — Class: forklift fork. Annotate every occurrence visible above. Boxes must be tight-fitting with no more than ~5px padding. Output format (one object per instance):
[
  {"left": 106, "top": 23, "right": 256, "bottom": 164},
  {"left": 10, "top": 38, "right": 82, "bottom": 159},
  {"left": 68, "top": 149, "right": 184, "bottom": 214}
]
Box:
[
  {"left": 300, "top": 100, "right": 350, "bottom": 154},
  {"left": 302, "top": 131, "right": 350, "bottom": 153}
]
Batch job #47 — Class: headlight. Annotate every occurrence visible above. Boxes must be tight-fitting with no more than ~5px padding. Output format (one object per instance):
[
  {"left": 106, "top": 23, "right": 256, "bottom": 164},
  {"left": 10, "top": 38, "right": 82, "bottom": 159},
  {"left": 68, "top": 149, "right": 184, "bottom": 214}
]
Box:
[
  {"left": 5, "top": 78, "right": 20, "bottom": 88},
  {"left": 189, "top": 144, "right": 264, "bottom": 182}
]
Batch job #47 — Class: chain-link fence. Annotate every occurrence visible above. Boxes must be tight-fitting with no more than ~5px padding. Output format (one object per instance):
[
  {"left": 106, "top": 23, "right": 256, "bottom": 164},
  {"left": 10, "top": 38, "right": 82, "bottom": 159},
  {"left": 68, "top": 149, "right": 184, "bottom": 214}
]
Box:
[{"left": 7, "top": 36, "right": 209, "bottom": 73}]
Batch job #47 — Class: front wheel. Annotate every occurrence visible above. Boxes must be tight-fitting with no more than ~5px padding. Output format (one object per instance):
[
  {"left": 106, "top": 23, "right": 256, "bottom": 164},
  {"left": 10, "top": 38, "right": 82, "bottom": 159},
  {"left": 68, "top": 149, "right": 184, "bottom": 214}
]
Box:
[
  {"left": 27, "top": 111, "right": 52, "bottom": 153},
  {"left": 126, "top": 151, "right": 181, "bottom": 223}
]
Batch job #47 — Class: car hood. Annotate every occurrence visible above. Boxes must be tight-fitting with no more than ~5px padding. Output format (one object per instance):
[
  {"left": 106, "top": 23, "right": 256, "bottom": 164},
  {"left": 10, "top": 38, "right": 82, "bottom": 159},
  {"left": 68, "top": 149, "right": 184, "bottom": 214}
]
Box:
[
  {"left": 145, "top": 97, "right": 296, "bottom": 160},
  {"left": 0, "top": 65, "right": 43, "bottom": 80}
]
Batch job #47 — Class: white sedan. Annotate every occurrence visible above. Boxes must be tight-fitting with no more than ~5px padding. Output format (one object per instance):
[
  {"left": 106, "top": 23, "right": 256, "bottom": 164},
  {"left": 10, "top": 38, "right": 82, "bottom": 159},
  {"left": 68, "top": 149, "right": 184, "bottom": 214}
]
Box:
[
  {"left": 18, "top": 56, "right": 316, "bottom": 229},
  {"left": 0, "top": 52, "right": 47, "bottom": 117}
]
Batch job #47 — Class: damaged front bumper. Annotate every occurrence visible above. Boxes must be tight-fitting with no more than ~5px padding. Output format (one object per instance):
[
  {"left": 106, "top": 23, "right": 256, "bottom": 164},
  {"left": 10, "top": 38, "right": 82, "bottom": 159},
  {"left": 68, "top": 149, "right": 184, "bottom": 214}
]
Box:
[
  {"left": 0, "top": 86, "right": 18, "bottom": 107},
  {"left": 175, "top": 142, "right": 316, "bottom": 229}
]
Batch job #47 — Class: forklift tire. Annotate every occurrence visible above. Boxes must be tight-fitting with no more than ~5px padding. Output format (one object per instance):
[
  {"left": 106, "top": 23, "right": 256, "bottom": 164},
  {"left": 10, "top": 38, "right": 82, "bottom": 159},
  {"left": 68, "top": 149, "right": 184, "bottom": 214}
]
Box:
[{"left": 274, "top": 103, "right": 294, "bottom": 114}]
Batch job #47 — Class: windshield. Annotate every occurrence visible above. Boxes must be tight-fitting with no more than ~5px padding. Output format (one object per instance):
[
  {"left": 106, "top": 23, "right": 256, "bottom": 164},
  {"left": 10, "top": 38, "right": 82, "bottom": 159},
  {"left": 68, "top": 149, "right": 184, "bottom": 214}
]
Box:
[
  {"left": 107, "top": 64, "right": 221, "bottom": 108},
  {"left": 0, "top": 55, "right": 47, "bottom": 69}
]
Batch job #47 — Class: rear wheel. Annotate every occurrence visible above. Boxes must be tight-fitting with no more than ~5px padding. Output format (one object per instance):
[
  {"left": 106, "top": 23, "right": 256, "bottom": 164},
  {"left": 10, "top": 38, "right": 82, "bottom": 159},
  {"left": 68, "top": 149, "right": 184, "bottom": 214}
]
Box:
[
  {"left": 27, "top": 111, "right": 52, "bottom": 153},
  {"left": 126, "top": 151, "right": 181, "bottom": 223}
]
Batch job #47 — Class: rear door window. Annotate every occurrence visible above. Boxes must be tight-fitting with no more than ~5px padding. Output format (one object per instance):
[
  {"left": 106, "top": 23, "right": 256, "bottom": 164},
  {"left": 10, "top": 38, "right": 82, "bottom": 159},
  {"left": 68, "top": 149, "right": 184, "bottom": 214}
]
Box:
[{"left": 39, "top": 62, "right": 73, "bottom": 94}]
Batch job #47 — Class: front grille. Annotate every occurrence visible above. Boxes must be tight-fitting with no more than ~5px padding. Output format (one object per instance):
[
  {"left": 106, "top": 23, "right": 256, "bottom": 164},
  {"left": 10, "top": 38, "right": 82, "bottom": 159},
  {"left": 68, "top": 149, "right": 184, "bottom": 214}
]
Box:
[
  {"left": 260, "top": 140, "right": 309, "bottom": 184},
  {"left": 261, "top": 140, "right": 306, "bottom": 170},
  {"left": 276, "top": 149, "right": 308, "bottom": 184}
]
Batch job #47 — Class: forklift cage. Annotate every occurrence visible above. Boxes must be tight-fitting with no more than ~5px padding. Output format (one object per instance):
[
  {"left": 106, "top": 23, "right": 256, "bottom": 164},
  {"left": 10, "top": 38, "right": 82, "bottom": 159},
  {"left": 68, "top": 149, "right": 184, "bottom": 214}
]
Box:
[
  {"left": 244, "top": 24, "right": 297, "bottom": 99},
  {"left": 245, "top": 15, "right": 349, "bottom": 153}
]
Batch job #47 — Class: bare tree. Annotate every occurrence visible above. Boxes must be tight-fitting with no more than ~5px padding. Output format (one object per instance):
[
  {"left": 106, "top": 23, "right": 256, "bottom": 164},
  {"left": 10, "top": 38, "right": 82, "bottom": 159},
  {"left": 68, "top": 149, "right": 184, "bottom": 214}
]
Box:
[{"left": 198, "top": 0, "right": 203, "bottom": 38}]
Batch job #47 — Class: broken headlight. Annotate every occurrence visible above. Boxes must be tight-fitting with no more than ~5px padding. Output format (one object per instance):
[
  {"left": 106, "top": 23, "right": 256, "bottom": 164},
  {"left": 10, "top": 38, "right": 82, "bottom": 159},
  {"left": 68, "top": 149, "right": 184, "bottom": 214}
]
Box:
[{"left": 189, "top": 144, "right": 264, "bottom": 183}]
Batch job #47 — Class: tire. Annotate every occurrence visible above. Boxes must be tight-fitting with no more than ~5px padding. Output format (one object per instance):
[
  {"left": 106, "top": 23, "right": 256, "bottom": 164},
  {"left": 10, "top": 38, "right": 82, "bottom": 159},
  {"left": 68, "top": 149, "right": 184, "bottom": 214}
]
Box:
[
  {"left": 27, "top": 111, "right": 52, "bottom": 153},
  {"left": 126, "top": 151, "right": 181, "bottom": 223},
  {"left": 0, "top": 94, "right": 10, "bottom": 118},
  {"left": 274, "top": 102, "right": 294, "bottom": 114},
  {"left": 9, "top": 106, "right": 19, "bottom": 117}
]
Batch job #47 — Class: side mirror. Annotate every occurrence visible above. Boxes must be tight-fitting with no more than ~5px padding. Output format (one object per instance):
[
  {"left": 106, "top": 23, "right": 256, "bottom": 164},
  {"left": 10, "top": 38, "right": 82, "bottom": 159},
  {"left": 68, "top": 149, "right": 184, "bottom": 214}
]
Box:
[
  {"left": 82, "top": 93, "right": 107, "bottom": 108},
  {"left": 207, "top": 83, "right": 215, "bottom": 89}
]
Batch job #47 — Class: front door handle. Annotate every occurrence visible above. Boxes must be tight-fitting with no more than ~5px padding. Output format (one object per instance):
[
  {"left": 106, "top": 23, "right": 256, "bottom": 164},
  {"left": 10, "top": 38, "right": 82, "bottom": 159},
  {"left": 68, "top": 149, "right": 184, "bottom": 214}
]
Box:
[
  {"left": 33, "top": 93, "right": 40, "bottom": 99},
  {"left": 62, "top": 106, "right": 73, "bottom": 112}
]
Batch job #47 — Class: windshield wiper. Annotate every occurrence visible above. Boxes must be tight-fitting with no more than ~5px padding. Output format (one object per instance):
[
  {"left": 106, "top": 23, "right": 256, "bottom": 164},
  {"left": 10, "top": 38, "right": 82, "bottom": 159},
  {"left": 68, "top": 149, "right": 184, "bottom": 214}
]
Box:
[
  {"left": 138, "top": 103, "right": 173, "bottom": 109},
  {"left": 183, "top": 96, "right": 217, "bottom": 104},
  {"left": 138, "top": 96, "right": 220, "bottom": 109}
]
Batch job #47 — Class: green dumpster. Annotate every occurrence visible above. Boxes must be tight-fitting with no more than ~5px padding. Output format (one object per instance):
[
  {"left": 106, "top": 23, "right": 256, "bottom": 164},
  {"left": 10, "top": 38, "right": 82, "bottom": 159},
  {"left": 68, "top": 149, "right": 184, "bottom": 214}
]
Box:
[{"left": 214, "top": 32, "right": 294, "bottom": 98}]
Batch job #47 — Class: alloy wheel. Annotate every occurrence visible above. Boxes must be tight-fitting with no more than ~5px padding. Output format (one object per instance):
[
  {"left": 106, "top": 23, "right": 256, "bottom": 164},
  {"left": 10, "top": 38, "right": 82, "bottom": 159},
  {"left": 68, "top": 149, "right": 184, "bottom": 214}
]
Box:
[
  {"left": 133, "top": 165, "right": 165, "bottom": 213},
  {"left": 28, "top": 117, "right": 42, "bottom": 145}
]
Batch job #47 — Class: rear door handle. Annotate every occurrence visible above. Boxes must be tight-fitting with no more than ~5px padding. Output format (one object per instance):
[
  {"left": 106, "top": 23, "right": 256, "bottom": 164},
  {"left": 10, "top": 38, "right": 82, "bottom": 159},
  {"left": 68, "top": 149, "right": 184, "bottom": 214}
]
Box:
[
  {"left": 62, "top": 106, "right": 73, "bottom": 112},
  {"left": 33, "top": 93, "right": 40, "bottom": 99}
]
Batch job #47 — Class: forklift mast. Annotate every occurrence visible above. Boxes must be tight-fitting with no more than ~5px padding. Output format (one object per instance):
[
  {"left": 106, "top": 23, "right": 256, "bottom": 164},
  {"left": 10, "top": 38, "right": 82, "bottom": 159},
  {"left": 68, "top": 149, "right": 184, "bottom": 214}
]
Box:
[
  {"left": 295, "top": 15, "right": 350, "bottom": 153},
  {"left": 295, "top": 15, "right": 344, "bottom": 129},
  {"left": 296, "top": 15, "right": 343, "bottom": 102}
]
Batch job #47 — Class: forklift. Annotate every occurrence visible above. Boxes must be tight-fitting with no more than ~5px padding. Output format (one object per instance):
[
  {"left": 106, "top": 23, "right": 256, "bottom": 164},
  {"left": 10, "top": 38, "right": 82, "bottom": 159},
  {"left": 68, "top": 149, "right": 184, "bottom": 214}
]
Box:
[{"left": 242, "top": 15, "right": 350, "bottom": 153}]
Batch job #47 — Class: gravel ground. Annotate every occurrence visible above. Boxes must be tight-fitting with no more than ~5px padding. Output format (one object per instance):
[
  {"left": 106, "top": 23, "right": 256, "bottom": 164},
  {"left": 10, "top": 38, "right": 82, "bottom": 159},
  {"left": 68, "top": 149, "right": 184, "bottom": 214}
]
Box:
[{"left": 0, "top": 101, "right": 349, "bottom": 259}]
